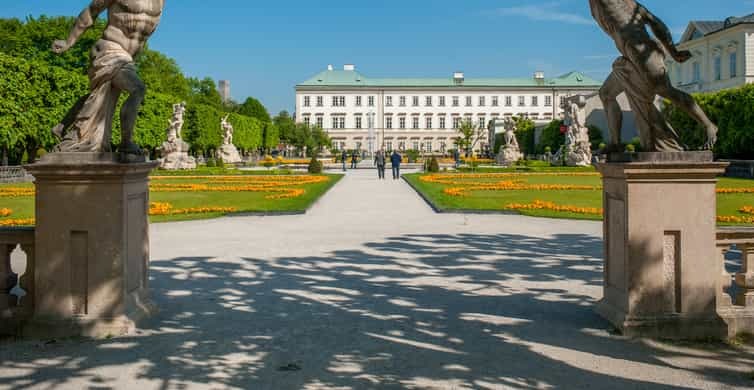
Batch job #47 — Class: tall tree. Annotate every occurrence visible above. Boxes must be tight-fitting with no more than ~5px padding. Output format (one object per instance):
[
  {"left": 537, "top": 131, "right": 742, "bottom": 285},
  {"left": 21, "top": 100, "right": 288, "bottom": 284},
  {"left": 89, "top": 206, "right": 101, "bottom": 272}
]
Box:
[
  {"left": 237, "top": 97, "right": 271, "bottom": 123},
  {"left": 455, "top": 119, "right": 484, "bottom": 156},
  {"left": 135, "top": 49, "right": 190, "bottom": 99},
  {"left": 188, "top": 77, "right": 223, "bottom": 110}
]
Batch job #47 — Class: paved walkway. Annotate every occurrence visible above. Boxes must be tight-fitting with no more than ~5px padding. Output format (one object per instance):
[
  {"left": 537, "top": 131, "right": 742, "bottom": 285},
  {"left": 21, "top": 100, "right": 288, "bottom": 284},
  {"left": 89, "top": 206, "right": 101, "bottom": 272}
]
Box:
[{"left": 1, "top": 170, "right": 753, "bottom": 389}]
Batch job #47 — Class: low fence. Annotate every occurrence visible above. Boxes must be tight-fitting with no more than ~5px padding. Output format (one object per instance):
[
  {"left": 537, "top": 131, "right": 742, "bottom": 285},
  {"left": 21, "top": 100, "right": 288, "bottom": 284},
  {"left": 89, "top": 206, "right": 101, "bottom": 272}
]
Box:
[
  {"left": 715, "top": 228, "right": 754, "bottom": 335},
  {"left": 0, "top": 166, "right": 33, "bottom": 183},
  {"left": 0, "top": 227, "right": 35, "bottom": 335},
  {"left": 721, "top": 160, "right": 754, "bottom": 179}
]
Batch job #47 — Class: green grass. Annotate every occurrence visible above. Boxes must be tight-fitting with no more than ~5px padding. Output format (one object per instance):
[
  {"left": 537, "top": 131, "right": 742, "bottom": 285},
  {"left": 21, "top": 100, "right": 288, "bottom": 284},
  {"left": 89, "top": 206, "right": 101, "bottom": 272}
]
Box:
[
  {"left": 0, "top": 173, "right": 342, "bottom": 224},
  {"left": 405, "top": 173, "right": 754, "bottom": 225}
]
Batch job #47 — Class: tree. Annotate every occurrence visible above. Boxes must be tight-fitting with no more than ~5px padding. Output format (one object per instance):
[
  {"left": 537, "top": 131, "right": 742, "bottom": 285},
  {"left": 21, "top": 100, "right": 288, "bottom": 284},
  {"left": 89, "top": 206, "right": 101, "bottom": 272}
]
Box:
[
  {"left": 274, "top": 111, "right": 297, "bottom": 146},
  {"left": 237, "top": 97, "right": 271, "bottom": 123},
  {"left": 135, "top": 48, "right": 190, "bottom": 99},
  {"left": 188, "top": 77, "right": 223, "bottom": 110},
  {"left": 537, "top": 119, "right": 566, "bottom": 154},
  {"left": 455, "top": 119, "right": 484, "bottom": 156}
]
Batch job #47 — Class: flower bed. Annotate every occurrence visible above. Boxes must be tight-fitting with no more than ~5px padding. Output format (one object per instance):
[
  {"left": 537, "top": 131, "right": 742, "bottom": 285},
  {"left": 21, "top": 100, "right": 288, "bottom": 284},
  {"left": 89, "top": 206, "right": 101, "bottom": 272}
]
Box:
[
  {"left": 0, "top": 208, "right": 11, "bottom": 217},
  {"left": 149, "top": 202, "right": 238, "bottom": 216},
  {"left": 505, "top": 200, "right": 603, "bottom": 216},
  {"left": 0, "top": 218, "right": 34, "bottom": 227}
]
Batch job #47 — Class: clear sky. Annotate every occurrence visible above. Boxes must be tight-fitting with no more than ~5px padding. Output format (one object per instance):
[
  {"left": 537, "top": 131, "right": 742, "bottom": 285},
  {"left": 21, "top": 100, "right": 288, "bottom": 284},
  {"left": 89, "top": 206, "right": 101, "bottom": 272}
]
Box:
[{"left": 2, "top": 0, "right": 752, "bottom": 114}]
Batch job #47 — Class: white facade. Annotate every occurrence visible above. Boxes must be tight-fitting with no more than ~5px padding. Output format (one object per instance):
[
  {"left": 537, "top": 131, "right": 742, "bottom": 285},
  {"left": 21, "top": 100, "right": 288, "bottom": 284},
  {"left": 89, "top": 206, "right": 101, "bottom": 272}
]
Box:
[
  {"left": 295, "top": 66, "right": 600, "bottom": 154},
  {"left": 670, "top": 15, "right": 753, "bottom": 93}
]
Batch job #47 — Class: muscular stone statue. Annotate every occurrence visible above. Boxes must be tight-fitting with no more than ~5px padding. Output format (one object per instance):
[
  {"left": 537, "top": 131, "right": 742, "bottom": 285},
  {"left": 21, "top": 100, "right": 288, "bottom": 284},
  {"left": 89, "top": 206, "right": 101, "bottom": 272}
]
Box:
[
  {"left": 158, "top": 102, "right": 196, "bottom": 170},
  {"left": 559, "top": 95, "right": 593, "bottom": 166},
  {"left": 589, "top": 0, "right": 717, "bottom": 152},
  {"left": 216, "top": 115, "right": 242, "bottom": 164},
  {"left": 494, "top": 118, "right": 523, "bottom": 165},
  {"left": 51, "top": 0, "right": 165, "bottom": 156}
]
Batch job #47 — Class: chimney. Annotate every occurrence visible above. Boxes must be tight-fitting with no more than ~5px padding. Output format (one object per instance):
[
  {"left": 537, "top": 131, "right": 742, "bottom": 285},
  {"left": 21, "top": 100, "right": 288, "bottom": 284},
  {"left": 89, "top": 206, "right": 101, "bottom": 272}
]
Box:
[
  {"left": 327, "top": 64, "right": 334, "bottom": 71},
  {"left": 453, "top": 71, "right": 464, "bottom": 85},
  {"left": 344, "top": 64, "right": 355, "bottom": 71},
  {"left": 534, "top": 71, "right": 545, "bottom": 83}
]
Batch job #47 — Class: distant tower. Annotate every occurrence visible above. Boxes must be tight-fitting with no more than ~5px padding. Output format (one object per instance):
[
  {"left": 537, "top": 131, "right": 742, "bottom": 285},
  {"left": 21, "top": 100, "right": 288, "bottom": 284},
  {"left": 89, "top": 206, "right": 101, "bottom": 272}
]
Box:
[{"left": 218, "top": 80, "right": 231, "bottom": 102}]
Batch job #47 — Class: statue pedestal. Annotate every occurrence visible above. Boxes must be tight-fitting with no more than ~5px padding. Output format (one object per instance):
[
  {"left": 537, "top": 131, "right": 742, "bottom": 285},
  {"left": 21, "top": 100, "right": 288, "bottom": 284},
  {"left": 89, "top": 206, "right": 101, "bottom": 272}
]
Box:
[
  {"left": 216, "top": 144, "right": 242, "bottom": 164},
  {"left": 496, "top": 147, "right": 523, "bottom": 166},
  {"left": 24, "top": 153, "right": 158, "bottom": 338},
  {"left": 596, "top": 152, "right": 729, "bottom": 339}
]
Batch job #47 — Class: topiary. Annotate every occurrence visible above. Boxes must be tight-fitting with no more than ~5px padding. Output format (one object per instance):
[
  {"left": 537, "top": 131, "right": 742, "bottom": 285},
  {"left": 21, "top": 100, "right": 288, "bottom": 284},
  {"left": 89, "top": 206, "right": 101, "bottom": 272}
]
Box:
[
  {"left": 206, "top": 158, "right": 217, "bottom": 167},
  {"left": 426, "top": 157, "right": 440, "bottom": 172},
  {"left": 308, "top": 156, "right": 323, "bottom": 174},
  {"left": 216, "top": 157, "right": 226, "bottom": 169}
]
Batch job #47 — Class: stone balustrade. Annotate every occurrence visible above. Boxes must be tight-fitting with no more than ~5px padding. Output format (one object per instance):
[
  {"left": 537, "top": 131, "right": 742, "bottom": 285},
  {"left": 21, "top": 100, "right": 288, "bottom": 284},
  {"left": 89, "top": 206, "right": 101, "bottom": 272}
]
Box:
[
  {"left": 0, "top": 166, "right": 33, "bottom": 183},
  {"left": 716, "top": 228, "right": 754, "bottom": 336},
  {"left": 0, "top": 227, "right": 35, "bottom": 335}
]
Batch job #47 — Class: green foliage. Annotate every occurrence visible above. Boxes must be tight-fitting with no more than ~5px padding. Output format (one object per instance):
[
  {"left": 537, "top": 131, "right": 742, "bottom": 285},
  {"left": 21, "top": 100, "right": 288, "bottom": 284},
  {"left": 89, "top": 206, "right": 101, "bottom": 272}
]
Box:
[
  {"left": 588, "top": 125, "right": 605, "bottom": 151},
  {"left": 405, "top": 149, "right": 420, "bottom": 163},
  {"left": 664, "top": 84, "right": 754, "bottom": 159},
  {"left": 205, "top": 158, "right": 217, "bottom": 168},
  {"left": 456, "top": 120, "right": 478, "bottom": 155},
  {"left": 537, "top": 120, "right": 566, "bottom": 154},
  {"left": 514, "top": 117, "right": 536, "bottom": 155},
  {"left": 227, "top": 113, "right": 263, "bottom": 152},
  {"left": 135, "top": 49, "right": 190, "bottom": 99},
  {"left": 188, "top": 77, "right": 223, "bottom": 110},
  {"left": 307, "top": 156, "right": 323, "bottom": 174},
  {"left": 425, "top": 157, "right": 440, "bottom": 172},
  {"left": 274, "top": 111, "right": 297, "bottom": 145},
  {"left": 184, "top": 104, "right": 222, "bottom": 153},
  {"left": 237, "top": 97, "right": 271, "bottom": 123},
  {"left": 216, "top": 157, "right": 225, "bottom": 169}
]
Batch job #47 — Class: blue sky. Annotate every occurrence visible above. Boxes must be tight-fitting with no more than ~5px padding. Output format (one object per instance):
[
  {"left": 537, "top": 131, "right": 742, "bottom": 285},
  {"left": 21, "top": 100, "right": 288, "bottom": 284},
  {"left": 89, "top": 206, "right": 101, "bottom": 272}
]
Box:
[{"left": 2, "top": 0, "right": 752, "bottom": 114}]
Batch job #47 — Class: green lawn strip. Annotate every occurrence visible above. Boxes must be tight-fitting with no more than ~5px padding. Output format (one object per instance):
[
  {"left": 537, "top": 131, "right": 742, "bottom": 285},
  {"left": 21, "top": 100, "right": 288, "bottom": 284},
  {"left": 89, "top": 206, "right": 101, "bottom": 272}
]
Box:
[
  {"left": 0, "top": 174, "right": 342, "bottom": 224},
  {"left": 405, "top": 173, "right": 754, "bottom": 225},
  {"left": 151, "top": 168, "right": 295, "bottom": 176}
]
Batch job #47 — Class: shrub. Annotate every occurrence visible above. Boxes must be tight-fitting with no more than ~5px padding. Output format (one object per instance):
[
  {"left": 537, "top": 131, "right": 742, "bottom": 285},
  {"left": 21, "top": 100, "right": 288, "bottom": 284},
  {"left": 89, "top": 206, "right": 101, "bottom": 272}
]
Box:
[
  {"left": 216, "top": 157, "right": 225, "bottom": 169},
  {"left": 425, "top": 157, "right": 440, "bottom": 172},
  {"left": 307, "top": 156, "right": 323, "bottom": 174},
  {"left": 626, "top": 144, "right": 636, "bottom": 153},
  {"left": 537, "top": 120, "right": 566, "bottom": 154},
  {"left": 205, "top": 158, "right": 217, "bottom": 167}
]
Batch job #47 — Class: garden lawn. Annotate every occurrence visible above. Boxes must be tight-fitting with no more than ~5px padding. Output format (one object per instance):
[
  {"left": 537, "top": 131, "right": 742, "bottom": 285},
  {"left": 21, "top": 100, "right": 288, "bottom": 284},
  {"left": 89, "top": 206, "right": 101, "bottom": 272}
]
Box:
[
  {"left": 405, "top": 173, "right": 754, "bottom": 225},
  {"left": 0, "top": 174, "right": 342, "bottom": 225}
]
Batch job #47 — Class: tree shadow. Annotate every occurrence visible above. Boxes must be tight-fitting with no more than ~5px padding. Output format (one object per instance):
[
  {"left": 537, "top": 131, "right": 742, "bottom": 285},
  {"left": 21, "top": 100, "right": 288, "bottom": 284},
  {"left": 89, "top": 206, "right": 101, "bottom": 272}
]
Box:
[{"left": 0, "top": 233, "right": 752, "bottom": 389}]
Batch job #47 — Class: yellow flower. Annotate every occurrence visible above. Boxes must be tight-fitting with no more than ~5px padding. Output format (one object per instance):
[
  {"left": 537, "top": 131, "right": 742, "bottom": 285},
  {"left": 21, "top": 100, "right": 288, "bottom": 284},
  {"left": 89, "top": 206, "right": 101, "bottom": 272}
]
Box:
[{"left": 0, "top": 208, "right": 11, "bottom": 217}]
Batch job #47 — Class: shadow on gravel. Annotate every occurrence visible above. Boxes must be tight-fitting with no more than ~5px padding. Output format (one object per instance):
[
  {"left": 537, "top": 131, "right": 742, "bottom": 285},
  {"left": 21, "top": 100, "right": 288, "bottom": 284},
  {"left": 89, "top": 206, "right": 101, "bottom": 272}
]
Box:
[{"left": 1, "top": 233, "right": 752, "bottom": 389}]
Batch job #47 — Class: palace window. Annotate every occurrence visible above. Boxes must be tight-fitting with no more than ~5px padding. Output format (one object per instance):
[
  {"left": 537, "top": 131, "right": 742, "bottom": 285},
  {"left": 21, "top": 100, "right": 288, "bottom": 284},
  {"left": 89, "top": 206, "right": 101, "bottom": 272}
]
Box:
[
  {"left": 492, "top": 96, "right": 499, "bottom": 107},
  {"left": 692, "top": 62, "right": 701, "bottom": 83},
  {"left": 531, "top": 96, "right": 538, "bottom": 107},
  {"left": 316, "top": 96, "right": 323, "bottom": 107},
  {"left": 452, "top": 96, "right": 459, "bottom": 107},
  {"left": 412, "top": 141, "right": 420, "bottom": 150},
  {"left": 478, "top": 116, "right": 486, "bottom": 128},
  {"left": 440, "top": 141, "right": 447, "bottom": 153},
  {"left": 453, "top": 117, "right": 461, "bottom": 129},
  {"left": 368, "top": 96, "right": 375, "bottom": 107},
  {"left": 439, "top": 96, "right": 446, "bottom": 107},
  {"left": 545, "top": 96, "right": 552, "bottom": 107},
  {"left": 439, "top": 117, "right": 446, "bottom": 129},
  {"left": 412, "top": 117, "right": 420, "bottom": 129},
  {"left": 479, "top": 96, "right": 486, "bottom": 107},
  {"left": 412, "top": 96, "right": 419, "bottom": 107},
  {"left": 355, "top": 116, "right": 362, "bottom": 129},
  {"left": 315, "top": 116, "right": 323, "bottom": 128},
  {"left": 518, "top": 96, "right": 525, "bottom": 107},
  {"left": 386, "top": 96, "right": 393, "bottom": 107},
  {"left": 386, "top": 117, "right": 393, "bottom": 129},
  {"left": 426, "top": 117, "right": 432, "bottom": 129},
  {"left": 465, "top": 96, "right": 472, "bottom": 107},
  {"left": 399, "top": 117, "right": 406, "bottom": 129},
  {"left": 303, "top": 96, "right": 311, "bottom": 107},
  {"left": 331, "top": 116, "right": 345, "bottom": 129},
  {"left": 399, "top": 141, "right": 406, "bottom": 151},
  {"left": 714, "top": 56, "right": 722, "bottom": 81},
  {"left": 386, "top": 141, "right": 393, "bottom": 151},
  {"left": 332, "top": 96, "right": 346, "bottom": 107},
  {"left": 355, "top": 96, "right": 362, "bottom": 107},
  {"left": 505, "top": 96, "right": 512, "bottom": 107},
  {"left": 399, "top": 96, "right": 407, "bottom": 107},
  {"left": 303, "top": 116, "right": 310, "bottom": 125},
  {"left": 426, "top": 96, "right": 433, "bottom": 107},
  {"left": 730, "top": 52, "right": 738, "bottom": 78}
]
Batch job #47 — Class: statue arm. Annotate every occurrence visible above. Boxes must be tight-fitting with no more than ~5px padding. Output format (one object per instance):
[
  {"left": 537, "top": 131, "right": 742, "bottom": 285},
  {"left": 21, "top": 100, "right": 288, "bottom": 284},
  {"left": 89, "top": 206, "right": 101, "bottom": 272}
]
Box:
[
  {"left": 53, "top": 0, "right": 112, "bottom": 53},
  {"left": 638, "top": 4, "right": 691, "bottom": 62}
]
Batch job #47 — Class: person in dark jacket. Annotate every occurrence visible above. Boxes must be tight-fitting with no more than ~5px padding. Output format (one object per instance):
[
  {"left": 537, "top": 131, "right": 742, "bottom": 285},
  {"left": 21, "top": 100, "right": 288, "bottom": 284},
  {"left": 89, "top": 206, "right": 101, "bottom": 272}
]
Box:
[
  {"left": 351, "top": 151, "right": 358, "bottom": 169},
  {"left": 374, "top": 149, "right": 386, "bottom": 179},
  {"left": 453, "top": 149, "right": 461, "bottom": 169},
  {"left": 390, "top": 151, "right": 402, "bottom": 180},
  {"left": 341, "top": 150, "right": 348, "bottom": 171}
]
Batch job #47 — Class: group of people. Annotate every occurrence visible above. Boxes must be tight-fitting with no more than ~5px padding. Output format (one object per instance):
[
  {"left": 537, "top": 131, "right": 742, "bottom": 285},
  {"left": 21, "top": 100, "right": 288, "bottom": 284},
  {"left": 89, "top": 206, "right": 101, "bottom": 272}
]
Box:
[{"left": 341, "top": 149, "right": 402, "bottom": 180}]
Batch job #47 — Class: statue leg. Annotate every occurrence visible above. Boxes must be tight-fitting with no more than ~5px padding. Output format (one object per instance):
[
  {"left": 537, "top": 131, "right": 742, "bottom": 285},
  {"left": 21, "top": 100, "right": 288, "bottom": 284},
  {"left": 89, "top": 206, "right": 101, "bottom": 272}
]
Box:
[
  {"left": 599, "top": 71, "right": 624, "bottom": 152},
  {"left": 654, "top": 78, "right": 718, "bottom": 149},
  {"left": 112, "top": 65, "right": 146, "bottom": 154}
]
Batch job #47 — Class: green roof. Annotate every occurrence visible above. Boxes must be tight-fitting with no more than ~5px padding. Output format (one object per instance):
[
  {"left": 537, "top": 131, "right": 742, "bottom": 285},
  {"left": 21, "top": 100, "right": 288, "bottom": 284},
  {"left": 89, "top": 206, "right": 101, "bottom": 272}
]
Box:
[{"left": 297, "top": 69, "right": 602, "bottom": 88}]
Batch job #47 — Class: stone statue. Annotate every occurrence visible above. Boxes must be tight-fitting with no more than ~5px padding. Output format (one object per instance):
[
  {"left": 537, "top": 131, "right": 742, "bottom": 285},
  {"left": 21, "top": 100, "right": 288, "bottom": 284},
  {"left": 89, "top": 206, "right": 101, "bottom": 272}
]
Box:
[
  {"left": 589, "top": 0, "right": 717, "bottom": 153},
  {"left": 216, "top": 115, "right": 242, "bottom": 164},
  {"left": 158, "top": 102, "right": 196, "bottom": 170},
  {"left": 559, "top": 95, "right": 593, "bottom": 166},
  {"left": 494, "top": 119, "right": 523, "bottom": 165},
  {"left": 51, "top": 0, "right": 165, "bottom": 158}
]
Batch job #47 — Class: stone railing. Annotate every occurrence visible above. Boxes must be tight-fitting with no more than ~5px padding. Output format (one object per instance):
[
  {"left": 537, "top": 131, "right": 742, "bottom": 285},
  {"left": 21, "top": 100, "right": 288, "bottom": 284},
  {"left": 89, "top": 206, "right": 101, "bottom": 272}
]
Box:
[
  {"left": 0, "top": 166, "right": 33, "bottom": 183},
  {"left": 716, "top": 228, "right": 754, "bottom": 335},
  {"left": 721, "top": 160, "right": 754, "bottom": 179},
  {"left": 0, "top": 227, "right": 35, "bottom": 335}
]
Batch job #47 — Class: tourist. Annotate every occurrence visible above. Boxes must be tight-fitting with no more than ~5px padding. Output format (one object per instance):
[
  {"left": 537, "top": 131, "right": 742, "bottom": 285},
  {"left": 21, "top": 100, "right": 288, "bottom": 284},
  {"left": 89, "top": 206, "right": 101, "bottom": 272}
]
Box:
[
  {"left": 453, "top": 149, "right": 460, "bottom": 169},
  {"left": 350, "top": 151, "right": 358, "bottom": 169},
  {"left": 374, "top": 149, "right": 386, "bottom": 180},
  {"left": 341, "top": 150, "right": 347, "bottom": 171},
  {"left": 391, "top": 150, "right": 402, "bottom": 180}
]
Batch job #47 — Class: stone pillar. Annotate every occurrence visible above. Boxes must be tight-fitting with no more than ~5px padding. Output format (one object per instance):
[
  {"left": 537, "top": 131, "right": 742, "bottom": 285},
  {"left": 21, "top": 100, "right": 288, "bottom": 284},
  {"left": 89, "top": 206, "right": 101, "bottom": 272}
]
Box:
[
  {"left": 596, "top": 152, "right": 729, "bottom": 339},
  {"left": 24, "top": 153, "right": 158, "bottom": 338},
  {"left": 736, "top": 243, "right": 754, "bottom": 307}
]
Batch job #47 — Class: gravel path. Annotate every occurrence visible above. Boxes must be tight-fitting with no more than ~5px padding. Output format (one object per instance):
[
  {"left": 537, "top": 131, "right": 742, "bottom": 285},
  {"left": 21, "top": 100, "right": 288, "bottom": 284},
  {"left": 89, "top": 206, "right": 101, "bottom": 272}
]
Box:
[{"left": 1, "top": 169, "right": 752, "bottom": 389}]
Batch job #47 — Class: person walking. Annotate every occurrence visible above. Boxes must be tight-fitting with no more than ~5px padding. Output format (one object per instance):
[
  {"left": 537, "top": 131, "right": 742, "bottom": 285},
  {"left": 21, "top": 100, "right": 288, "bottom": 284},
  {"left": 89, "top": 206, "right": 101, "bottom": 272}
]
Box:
[
  {"left": 453, "top": 149, "right": 461, "bottom": 169},
  {"left": 390, "top": 150, "right": 402, "bottom": 180},
  {"left": 341, "top": 150, "right": 348, "bottom": 172},
  {"left": 374, "top": 149, "right": 386, "bottom": 180},
  {"left": 350, "top": 151, "right": 358, "bottom": 169}
]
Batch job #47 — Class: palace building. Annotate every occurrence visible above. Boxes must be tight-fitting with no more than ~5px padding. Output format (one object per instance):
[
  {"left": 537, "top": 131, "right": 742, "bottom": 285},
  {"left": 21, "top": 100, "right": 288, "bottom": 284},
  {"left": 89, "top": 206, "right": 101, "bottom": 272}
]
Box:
[{"left": 295, "top": 65, "right": 601, "bottom": 153}]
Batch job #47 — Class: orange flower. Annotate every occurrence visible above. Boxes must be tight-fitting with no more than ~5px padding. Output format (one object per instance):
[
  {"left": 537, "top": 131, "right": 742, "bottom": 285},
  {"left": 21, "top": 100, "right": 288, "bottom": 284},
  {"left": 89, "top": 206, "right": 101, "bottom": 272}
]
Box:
[
  {"left": 0, "top": 208, "right": 11, "bottom": 217},
  {"left": 505, "top": 200, "right": 603, "bottom": 216},
  {"left": 0, "top": 218, "right": 35, "bottom": 227}
]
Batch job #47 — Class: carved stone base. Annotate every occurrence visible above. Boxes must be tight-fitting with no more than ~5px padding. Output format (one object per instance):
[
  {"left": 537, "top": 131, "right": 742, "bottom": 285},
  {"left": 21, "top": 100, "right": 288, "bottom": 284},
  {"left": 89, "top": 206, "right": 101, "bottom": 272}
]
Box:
[
  {"left": 23, "top": 153, "right": 158, "bottom": 338},
  {"left": 496, "top": 147, "right": 523, "bottom": 166},
  {"left": 216, "top": 144, "right": 243, "bottom": 164},
  {"left": 159, "top": 152, "right": 197, "bottom": 170},
  {"left": 596, "top": 158, "right": 729, "bottom": 340}
]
